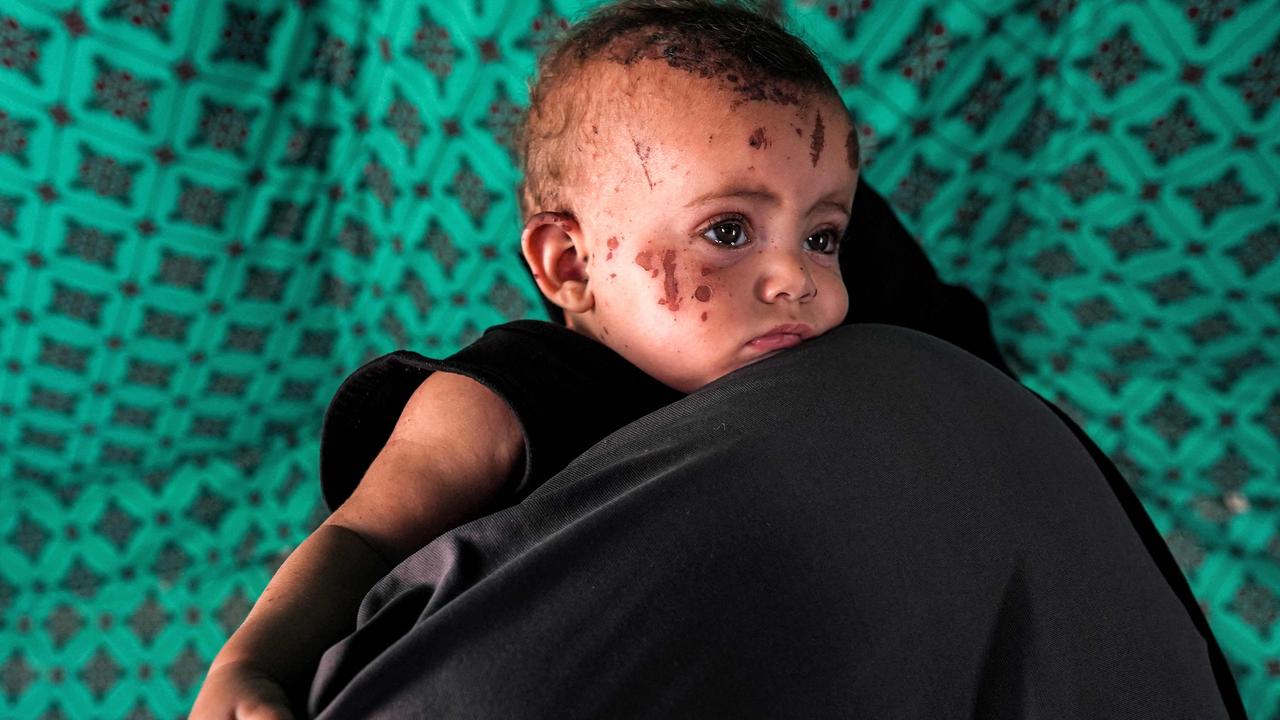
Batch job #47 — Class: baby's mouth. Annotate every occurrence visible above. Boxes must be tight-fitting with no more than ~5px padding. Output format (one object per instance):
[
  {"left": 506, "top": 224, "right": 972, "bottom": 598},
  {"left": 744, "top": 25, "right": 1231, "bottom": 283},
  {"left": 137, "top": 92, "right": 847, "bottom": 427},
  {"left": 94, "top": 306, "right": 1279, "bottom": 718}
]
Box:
[{"left": 746, "top": 333, "right": 803, "bottom": 351}]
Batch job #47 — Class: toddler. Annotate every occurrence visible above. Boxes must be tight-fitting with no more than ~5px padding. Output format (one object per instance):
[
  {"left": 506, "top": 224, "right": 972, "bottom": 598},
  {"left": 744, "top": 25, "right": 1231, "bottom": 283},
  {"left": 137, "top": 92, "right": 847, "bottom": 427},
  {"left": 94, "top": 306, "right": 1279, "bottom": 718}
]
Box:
[
  {"left": 191, "top": 2, "right": 857, "bottom": 716},
  {"left": 192, "top": 1, "right": 1246, "bottom": 718}
]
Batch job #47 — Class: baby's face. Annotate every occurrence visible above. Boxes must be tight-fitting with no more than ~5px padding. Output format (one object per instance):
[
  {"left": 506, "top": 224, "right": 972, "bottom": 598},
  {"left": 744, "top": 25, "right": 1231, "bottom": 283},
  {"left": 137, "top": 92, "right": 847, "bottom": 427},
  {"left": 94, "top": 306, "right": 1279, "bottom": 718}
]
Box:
[{"left": 538, "top": 66, "right": 858, "bottom": 393}]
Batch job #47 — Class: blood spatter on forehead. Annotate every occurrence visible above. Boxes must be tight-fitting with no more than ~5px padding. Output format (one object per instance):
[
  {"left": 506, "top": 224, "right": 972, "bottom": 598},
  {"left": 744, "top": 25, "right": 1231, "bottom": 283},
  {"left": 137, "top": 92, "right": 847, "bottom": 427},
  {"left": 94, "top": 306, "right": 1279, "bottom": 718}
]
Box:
[
  {"left": 809, "top": 111, "right": 825, "bottom": 167},
  {"left": 694, "top": 285, "right": 712, "bottom": 302},
  {"left": 845, "top": 128, "right": 860, "bottom": 171},
  {"left": 748, "top": 127, "right": 769, "bottom": 150},
  {"left": 606, "top": 236, "right": 619, "bottom": 261},
  {"left": 701, "top": 311, "right": 708, "bottom": 322}
]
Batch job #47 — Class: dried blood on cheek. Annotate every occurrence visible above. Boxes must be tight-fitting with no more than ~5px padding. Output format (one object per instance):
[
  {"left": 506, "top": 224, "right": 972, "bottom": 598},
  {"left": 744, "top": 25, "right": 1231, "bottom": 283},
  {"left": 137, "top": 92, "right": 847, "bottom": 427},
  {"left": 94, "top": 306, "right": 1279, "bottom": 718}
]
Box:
[
  {"left": 657, "top": 249, "right": 680, "bottom": 311},
  {"left": 634, "top": 250, "right": 659, "bottom": 278}
]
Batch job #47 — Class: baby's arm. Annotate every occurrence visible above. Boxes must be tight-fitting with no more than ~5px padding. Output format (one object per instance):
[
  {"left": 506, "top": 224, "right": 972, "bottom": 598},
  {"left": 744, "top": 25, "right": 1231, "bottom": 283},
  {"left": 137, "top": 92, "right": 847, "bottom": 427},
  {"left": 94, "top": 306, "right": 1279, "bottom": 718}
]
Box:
[{"left": 190, "top": 371, "right": 525, "bottom": 719}]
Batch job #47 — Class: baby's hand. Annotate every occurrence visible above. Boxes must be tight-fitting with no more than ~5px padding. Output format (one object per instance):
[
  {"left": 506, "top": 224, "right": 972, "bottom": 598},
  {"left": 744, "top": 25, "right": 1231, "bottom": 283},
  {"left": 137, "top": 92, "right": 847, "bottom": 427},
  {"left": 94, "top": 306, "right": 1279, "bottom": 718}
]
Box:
[{"left": 189, "top": 659, "right": 297, "bottom": 720}]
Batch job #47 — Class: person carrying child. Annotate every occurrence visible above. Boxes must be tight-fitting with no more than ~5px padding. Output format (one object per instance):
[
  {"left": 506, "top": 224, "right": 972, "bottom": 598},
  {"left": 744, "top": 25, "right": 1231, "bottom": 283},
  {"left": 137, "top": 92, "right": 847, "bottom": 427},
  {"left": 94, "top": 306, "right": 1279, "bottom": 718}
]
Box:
[{"left": 191, "top": 1, "right": 1246, "bottom": 717}]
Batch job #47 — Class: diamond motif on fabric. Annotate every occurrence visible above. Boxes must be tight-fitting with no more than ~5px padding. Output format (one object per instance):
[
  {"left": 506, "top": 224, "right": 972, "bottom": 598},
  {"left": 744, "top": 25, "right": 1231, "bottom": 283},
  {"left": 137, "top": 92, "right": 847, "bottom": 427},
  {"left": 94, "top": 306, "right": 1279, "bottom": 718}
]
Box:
[
  {"left": 406, "top": 7, "right": 457, "bottom": 89},
  {"left": 72, "top": 142, "right": 140, "bottom": 206},
  {"left": 1176, "top": 166, "right": 1261, "bottom": 227},
  {"left": 211, "top": 5, "right": 282, "bottom": 67},
  {"left": 168, "top": 178, "right": 233, "bottom": 230},
  {"left": 1075, "top": 25, "right": 1160, "bottom": 98},
  {"left": 62, "top": 219, "right": 124, "bottom": 270},
  {"left": 1005, "top": 96, "right": 1070, "bottom": 158},
  {"left": 889, "top": 153, "right": 953, "bottom": 218},
  {"left": 1141, "top": 391, "right": 1203, "bottom": 449},
  {"left": 280, "top": 117, "right": 338, "bottom": 171},
  {"left": 946, "top": 59, "right": 1019, "bottom": 134},
  {"left": 299, "top": 24, "right": 366, "bottom": 95},
  {"left": 1055, "top": 151, "right": 1115, "bottom": 203},
  {"left": 447, "top": 158, "right": 501, "bottom": 228},
  {"left": 1225, "top": 223, "right": 1279, "bottom": 278},
  {"left": 86, "top": 56, "right": 160, "bottom": 130},
  {"left": 101, "top": 0, "right": 174, "bottom": 41},
  {"left": 1224, "top": 31, "right": 1280, "bottom": 120},
  {"left": 878, "top": 8, "right": 965, "bottom": 97},
  {"left": 0, "top": 109, "right": 35, "bottom": 166},
  {"left": 191, "top": 97, "right": 258, "bottom": 156},
  {"left": 0, "top": 15, "right": 51, "bottom": 84},
  {"left": 1127, "top": 96, "right": 1214, "bottom": 165},
  {"left": 1099, "top": 213, "right": 1171, "bottom": 261},
  {"left": 383, "top": 85, "right": 426, "bottom": 158}
]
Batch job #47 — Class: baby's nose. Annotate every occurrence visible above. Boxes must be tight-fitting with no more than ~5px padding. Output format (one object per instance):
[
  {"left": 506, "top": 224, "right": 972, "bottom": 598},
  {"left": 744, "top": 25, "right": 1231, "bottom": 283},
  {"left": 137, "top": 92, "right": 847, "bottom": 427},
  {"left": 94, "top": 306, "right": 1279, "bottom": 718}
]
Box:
[{"left": 755, "top": 253, "right": 816, "bottom": 303}]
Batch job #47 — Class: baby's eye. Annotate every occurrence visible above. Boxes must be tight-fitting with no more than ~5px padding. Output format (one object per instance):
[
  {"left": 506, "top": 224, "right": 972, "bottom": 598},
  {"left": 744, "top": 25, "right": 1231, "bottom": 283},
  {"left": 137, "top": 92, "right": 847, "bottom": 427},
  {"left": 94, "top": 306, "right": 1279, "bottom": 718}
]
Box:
[
  {"left": 805, "top": 228, "right": 841, "bottom": 255},
  {"left": 702, "top": 221, "right": 748, "bottom": 248}
]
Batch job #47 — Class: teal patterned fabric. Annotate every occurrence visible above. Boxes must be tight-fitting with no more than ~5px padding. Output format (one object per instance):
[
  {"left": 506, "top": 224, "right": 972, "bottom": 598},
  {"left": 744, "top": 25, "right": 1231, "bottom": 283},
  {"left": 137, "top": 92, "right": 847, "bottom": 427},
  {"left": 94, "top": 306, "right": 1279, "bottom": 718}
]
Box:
[{"left": 0, "top": 0, "right": 1276, "bottom": 717}]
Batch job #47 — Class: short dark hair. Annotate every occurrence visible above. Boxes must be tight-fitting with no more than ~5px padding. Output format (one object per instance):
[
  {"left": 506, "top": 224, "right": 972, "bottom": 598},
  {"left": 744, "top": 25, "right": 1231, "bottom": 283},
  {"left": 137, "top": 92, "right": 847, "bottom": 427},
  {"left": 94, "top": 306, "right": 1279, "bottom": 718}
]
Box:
[{"left": 515, "top": 0, "right": 849, "bottom": 326}]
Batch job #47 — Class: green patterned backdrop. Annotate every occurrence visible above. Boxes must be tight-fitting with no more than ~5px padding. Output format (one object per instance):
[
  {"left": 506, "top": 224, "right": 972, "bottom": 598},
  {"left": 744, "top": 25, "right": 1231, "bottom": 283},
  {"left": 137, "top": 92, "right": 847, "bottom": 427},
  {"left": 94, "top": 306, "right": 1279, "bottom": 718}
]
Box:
[{"left": 0, "top": 0, "right": 1276, "bottom": 716}]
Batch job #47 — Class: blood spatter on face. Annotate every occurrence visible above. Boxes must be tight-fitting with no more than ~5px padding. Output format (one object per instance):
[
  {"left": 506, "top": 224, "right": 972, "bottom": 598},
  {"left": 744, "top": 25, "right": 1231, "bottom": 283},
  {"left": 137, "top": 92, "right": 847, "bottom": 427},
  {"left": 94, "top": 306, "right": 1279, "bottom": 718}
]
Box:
[
  {"left": 606, "top": 236, "right": 619, "bottom": 261},
  {"left": 748, "top": 127, "right": 769, "bottom": 150},
  {"left": 635, "top": 251, "right": 660, "bottom": 278},
  {"left": 700, "top": 266, "right": 712, "bottom": 276},
  {"left": 794, "top": 126, "right": 802, "bottom": 136},
  {"left": 846, "top": 128, "right": 860, "bottom": 171},
  {"left": 700, "top": 311, "right": 708, "bottom": 321},
  {"left": 694, "top": 285, "right": 712, "bottom": 302},
  {"left": 810, "top": 111, "right": 825, "bottom": 167},
  {"left": 661, "top": 249, "right": 680, "bottom": 311}
]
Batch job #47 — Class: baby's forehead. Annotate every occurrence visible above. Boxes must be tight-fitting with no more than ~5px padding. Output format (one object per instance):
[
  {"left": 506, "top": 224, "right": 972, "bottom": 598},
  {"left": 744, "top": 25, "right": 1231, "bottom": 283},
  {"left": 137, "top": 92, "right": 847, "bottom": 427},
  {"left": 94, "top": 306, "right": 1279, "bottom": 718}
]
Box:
[{"left": 574, "top": 60, "right": 835, "bottom": 142}]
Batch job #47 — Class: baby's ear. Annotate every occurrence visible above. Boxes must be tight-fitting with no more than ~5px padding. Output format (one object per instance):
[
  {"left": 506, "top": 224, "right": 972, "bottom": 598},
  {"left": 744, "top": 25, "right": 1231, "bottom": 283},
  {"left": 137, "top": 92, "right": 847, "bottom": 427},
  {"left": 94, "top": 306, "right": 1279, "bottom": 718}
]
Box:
[{"left": 520, "top": 212, "right": 593, "bottom": 315}]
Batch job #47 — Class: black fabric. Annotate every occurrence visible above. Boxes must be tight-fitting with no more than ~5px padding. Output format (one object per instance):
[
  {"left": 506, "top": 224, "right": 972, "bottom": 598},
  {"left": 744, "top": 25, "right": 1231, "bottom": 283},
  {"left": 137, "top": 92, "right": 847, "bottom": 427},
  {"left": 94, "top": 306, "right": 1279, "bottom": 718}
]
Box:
[
  {"left": 308, "top": 324, "right": 1244, "bottom": 719},
  {"left": 840, "top": 177, "right": 1016, "bottom": 381},
  {"left": 318, "top": 320, "right": 683, "bottom": 513}
]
